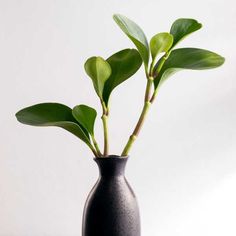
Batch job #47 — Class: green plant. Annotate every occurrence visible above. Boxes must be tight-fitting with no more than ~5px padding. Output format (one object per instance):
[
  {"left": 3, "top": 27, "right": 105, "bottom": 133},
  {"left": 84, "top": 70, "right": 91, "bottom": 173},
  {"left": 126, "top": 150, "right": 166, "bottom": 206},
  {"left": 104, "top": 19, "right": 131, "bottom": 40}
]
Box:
[{"left": 16, "top": 14, "right": 225, "bottom": 158}]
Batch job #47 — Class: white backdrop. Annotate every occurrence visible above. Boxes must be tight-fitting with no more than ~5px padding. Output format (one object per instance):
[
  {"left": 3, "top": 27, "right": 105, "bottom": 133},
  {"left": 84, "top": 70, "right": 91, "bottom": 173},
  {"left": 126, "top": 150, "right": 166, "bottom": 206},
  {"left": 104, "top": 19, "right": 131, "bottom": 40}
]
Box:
[{"left": 0, "top": 0, "right": 236, "bottom": 235}]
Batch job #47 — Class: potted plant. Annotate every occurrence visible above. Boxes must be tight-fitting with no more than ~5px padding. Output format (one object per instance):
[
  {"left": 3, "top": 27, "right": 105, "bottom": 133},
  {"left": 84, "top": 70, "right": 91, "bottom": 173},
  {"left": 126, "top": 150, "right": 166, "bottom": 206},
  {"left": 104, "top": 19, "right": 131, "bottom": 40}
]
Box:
[{"left": 16, "top": 14, "right": 224, "bottom": 236}]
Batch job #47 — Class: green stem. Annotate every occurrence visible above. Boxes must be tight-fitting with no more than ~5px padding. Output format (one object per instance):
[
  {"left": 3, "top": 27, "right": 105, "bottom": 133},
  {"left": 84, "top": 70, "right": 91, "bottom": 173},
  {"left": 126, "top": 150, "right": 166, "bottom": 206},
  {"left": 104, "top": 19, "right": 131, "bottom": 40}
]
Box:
[
  {"left": 121, "top": 52, "right": 171, "bottom": 157},
  {"left": 150, "top": 88, "right": 158, "bottom": 103},
  {"left": 121, "top": 101, "right": 151, "bottom": 156},
  {"left": 88, "top": 143, "right": 99, "bottom": 157},
  {"left": 101, "top": 100, "right": 109, "bottom": 156},
  {"left": 91, "top": 135, "right": 102, "bottom": 156},
  {"left": 145, "top": 76, "right": 154, "bottom": 102},
  {"left": 150, "top": 52, "right": 170, "bottom": 103},
  {"left": 149, "top": 60, "right": 155, "bottom": 76},
  {"left": 121, "top": 76, "right": 153, "bottom": 156},
  {"left": 102, "top": 114, "right": 109, "bottom": 156}
]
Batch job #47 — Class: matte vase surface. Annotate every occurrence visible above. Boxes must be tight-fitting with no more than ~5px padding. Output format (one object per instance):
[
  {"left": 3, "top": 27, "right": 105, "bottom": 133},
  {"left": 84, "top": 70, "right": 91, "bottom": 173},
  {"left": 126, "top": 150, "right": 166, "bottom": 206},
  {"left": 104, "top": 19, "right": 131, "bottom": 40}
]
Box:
[{"left": 82, "top": 155, "right": 141, "bottom": 236}]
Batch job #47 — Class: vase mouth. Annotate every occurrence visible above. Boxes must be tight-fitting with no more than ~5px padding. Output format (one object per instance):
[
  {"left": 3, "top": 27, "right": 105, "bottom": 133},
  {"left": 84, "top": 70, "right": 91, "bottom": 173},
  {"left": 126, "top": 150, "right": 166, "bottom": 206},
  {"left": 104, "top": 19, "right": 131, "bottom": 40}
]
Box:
[
  {"left": 94, "top": 155, "right": 129, "bottom": 176},
  {"left": 94, "top": 155, "right": 129, "bottom": 160}
]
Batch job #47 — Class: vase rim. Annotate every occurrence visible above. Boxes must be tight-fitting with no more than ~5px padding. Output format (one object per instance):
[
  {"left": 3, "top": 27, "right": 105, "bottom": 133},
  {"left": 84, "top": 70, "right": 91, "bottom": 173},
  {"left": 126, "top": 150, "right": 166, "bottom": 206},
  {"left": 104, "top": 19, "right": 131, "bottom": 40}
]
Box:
[{"left": 94, "top": 155, "right": 129, "bottom": 160}]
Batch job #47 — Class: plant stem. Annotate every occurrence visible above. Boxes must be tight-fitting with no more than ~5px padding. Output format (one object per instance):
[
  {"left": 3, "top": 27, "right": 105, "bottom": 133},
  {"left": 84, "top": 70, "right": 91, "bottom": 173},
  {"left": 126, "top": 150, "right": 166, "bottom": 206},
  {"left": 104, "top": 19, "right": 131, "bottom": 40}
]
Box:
[
  {"left": 121, "top": 51, "right": 171, "bottom": 157},
  {"left": 150, "top": 88, "right": 158, "bottom": 103},
  {"left": 89, "top": 143, "right": 99, "bottom": 157},
  {"left": 91, "top": 135, "right": 102, "bottom": 156},
  {"left": 150, "top": 53, "right": 169, "bottom": 103},
  {"left": 121, "top": 76, "right": 153, "bottom": 156},
  {"left": 145, "top": 76, "right": 154, "bottom": 102},
  {"left": 121, "top": 100, "right": 151, "bottom": 156},
  {"left": 101, "top": 100, "right": 109, "bottom": 156},
  {"left": 102, "top": 114, "right": 109, "bottom": 156}
]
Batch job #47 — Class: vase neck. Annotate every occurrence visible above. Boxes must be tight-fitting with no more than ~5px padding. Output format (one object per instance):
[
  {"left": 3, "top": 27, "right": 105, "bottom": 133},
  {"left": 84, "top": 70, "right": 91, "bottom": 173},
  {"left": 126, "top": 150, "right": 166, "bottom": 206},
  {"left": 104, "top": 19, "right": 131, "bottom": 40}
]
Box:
[{"left": 94, "top": 156, "right": 128, "bottom": 177}]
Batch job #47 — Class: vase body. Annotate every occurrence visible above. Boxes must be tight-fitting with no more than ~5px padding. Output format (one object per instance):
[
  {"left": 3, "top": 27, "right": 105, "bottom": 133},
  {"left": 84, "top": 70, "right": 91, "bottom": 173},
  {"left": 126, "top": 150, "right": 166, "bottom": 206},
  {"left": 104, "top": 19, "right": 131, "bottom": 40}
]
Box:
[{"left": 82, "top": 155, "right": 141, "bottom": 236}]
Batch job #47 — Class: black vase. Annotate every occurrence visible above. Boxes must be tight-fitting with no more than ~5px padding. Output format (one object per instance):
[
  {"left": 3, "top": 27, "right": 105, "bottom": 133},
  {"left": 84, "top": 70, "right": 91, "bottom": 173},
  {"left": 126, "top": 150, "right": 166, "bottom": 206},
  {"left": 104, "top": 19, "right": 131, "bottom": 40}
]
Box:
[{"left": 82, "top": 155, "right": 141, "bottom": 236}]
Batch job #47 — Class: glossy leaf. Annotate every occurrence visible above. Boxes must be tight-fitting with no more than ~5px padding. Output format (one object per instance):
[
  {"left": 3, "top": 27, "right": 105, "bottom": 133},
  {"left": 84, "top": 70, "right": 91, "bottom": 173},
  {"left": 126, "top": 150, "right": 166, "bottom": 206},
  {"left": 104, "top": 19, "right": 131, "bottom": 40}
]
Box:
[
  {"left": 72, "top": 105, "right": 97, "bottom": 136},
  {"left": 113, "top": 14, "right": 149, "bottom": 68},
  {"left": 15, "top": 103, "right": 92, "bottom": 147},
  {"left": 150, "top": 33, "right": 173, "bottom": 60},
  {"left": 84, "top": 57, "right": 112, "bottom": 99},
  {"left": 103, "top": 48, "right": 142, "bottom": 105},
  {"left": 154, "top": 48, "right": 225, "bottom": 88},
  {"left": 170, "top": 18, "right": 202, "bottom": 48}
]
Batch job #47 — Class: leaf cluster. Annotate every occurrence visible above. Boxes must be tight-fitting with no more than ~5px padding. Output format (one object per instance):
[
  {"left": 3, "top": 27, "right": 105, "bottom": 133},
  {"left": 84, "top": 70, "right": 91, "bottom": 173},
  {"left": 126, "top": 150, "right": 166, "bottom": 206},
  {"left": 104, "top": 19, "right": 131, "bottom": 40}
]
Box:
[{"left": 16, "top": 14, "right": 225, "bottom": 158}]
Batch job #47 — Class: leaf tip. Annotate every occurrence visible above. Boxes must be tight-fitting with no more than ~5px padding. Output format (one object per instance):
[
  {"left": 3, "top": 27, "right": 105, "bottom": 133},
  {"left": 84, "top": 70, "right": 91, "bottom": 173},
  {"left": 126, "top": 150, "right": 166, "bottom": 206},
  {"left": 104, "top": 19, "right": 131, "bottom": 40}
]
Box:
[
  {"left": 219, "top": 55, "right": 226, "bottom": 65},
  {"left": 198, "top": 22, "right": 203, "bottom": 29},
  {"left": 15, "top": 111, "right": 20, "bottom": 121},
  {"left": 113, "top": 13, "right": 122, "bottom": 22},
  {"left": 113, "top": 13, "right": 118, "bottom": 18},
  {"left": 15, "top": 108, "right": 25, "bottom": 123}
]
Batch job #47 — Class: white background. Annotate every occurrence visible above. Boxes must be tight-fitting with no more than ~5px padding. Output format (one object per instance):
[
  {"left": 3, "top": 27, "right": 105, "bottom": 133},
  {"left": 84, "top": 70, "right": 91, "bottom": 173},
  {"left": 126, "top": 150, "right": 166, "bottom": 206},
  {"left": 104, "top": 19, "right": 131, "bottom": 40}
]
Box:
[{"left": 0, "top": 0, "right": 236, "bottom": 235}]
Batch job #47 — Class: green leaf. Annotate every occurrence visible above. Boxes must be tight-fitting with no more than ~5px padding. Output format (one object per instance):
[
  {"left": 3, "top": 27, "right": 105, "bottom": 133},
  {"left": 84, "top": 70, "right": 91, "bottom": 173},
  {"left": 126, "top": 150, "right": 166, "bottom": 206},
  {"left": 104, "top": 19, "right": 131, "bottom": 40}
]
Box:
[
  {"left": 154, "top": 48, "right": 225, "bottom": 88},
  {"left": 170, "top": 18, "right": 202, "bottom": 48},
  {"left": 113, "top": 14, "right": 149, "bottom": 68},
  {"left": 84, "top": 57, "right": 112, "bottom": 99},
  {"left": 150, "top": 32, "right": 173, "bottom": 60},
  {"left": 103, "top": 48, "right": 142, "bottom": 105},
  {"left": 15, "top": 103, "right": 92, "bottom": 147},
  {"left": 72, "top": 105, "right": 97, "bottom": 136}
]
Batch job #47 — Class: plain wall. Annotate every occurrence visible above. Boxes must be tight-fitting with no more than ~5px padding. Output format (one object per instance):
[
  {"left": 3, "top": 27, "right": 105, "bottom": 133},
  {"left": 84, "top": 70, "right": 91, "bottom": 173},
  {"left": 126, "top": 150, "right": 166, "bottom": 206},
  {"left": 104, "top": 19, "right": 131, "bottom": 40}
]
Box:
[{"left": 0, "top": 0, "right": 235, "bottom": 235}]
